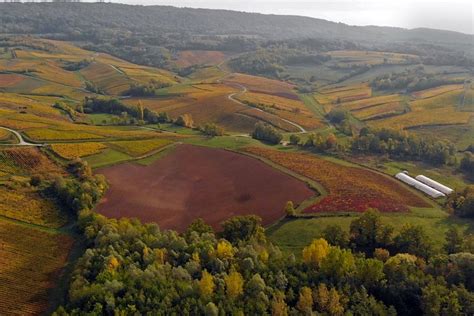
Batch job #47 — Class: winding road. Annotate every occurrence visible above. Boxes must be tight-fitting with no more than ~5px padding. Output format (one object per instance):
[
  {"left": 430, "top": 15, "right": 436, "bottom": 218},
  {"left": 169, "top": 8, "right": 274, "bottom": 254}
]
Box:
[
  {"left": 217, "top": 62, "right": 307, "bottom": 133},
  {"left": 0, "top": 126, "right": 43, "bottom": 146}
]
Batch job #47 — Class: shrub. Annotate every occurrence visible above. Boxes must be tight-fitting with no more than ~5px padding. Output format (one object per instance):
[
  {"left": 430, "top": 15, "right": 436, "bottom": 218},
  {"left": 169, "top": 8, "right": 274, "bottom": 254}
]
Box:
[
  {"left": 201, "top": 123, "right": 225, "bottom": 137},
  {"left": 175, "top": 114, "right": 194, "bottom": 128},
  {"left": 251, "top": 122, "right": 282, "bottom": 144}
]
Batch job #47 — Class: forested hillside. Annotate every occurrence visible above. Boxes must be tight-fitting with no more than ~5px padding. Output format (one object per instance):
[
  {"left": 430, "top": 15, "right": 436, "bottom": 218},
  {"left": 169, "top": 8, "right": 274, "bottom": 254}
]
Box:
[
  {"left": 0, "top": 3, "right": 472, "bottom": 69},
  {"left": 2, "top": 3, "right": 472, "bottom": 43}
]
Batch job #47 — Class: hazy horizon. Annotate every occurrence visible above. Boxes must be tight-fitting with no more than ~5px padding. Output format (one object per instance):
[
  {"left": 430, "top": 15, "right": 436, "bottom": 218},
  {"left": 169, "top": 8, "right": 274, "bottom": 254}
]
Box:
[{"left": 76, "top": 0, "right": 474, "bottom": 34}]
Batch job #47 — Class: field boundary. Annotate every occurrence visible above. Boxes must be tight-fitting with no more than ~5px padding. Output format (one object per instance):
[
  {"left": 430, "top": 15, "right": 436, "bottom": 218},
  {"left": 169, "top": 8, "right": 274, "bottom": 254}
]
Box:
[{"left": 92, "top": 142, "right": 179, "bottom": 170}]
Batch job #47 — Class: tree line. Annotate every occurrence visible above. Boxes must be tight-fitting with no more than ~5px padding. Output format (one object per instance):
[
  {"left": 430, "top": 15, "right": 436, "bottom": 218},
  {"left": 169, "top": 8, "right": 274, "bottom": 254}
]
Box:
[
  {"left": 370, "top": 67, "right": 465, "bottom": 92},
  {"left": 81, "top": 97, "right": 169, "bottom": 125},
  {"left": 351, "top": 128, "right": 457, "bottom": 166},
  {"left": 53, "top": 207, "right": 474, "bottom": 315},
  {"left": 124, "top": 79, "right": 171, "bottom": 97}
]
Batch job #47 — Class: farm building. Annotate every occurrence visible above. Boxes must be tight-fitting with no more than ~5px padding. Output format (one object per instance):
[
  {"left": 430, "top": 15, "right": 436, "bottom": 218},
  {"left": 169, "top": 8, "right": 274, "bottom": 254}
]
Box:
[
  {"left": 415, "top": 175, "right": 453, "bottom": 195},
  {"left": 395, "top": 172, "right": 445, "bottom": 198}
]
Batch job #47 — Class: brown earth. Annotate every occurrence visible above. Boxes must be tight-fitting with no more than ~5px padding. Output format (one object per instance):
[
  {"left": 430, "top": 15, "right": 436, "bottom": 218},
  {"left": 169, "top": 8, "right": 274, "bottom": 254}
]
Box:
[
  {"left": 96, "top": 144, "right": 315, "bottom": 231},
  {"left": 0, "top": 74, "right": 24, "bottom": 87}
]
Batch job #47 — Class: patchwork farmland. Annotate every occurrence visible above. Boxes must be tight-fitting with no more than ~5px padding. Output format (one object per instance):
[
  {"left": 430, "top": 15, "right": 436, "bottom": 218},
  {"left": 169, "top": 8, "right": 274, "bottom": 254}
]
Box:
[
  {"left": 0, "top": 146, "right": 72, "bottom": 314},
  {"left": 0, "top": 25, "right": 472, "bottom": 316}
]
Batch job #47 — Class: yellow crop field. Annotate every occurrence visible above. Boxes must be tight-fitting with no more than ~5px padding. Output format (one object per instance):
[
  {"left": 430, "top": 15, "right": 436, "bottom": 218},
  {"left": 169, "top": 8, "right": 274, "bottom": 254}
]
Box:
[
  {"left": 1, "top": 116, "right": 157, "bottom": 142},
  {"left": 370, "top": 106, "right": 471, "bottom": 130},
  {"left": 352, "top": 102, "right": 406, "bottom": 121},
  {"left": 339, "top": 94, "right": 401, "bottom": 111},
  {"left": 50, "top": 142, "right": 107, "bottom": 159},
  {"left": 370, "top": 89, "right": 471, "bottom": 129},
  {"left": 0, "top": 55, "right": 83, "bottom": 88},
  {"left": 0, "top": 112, "right": 67, "bottom": 130},
  {"left": 25, "top": 128, "right": 103, "bottom": 141},
  {"left": 0, "top": 128, "right": 10, "bottom": 140},
  {"left": 0, "top": 147, "right": 64, "bottom": 178},
  {"left": 0, "top": 187, "right": 66, "bottom": 228},
  {"left": 0, "top": 108, "right": 15, "bottom": 116},
  {"left": 0, "top": 93, "right": 66, "bottom": 118},
  {"left": 80, "top": 62, "right": 132, "bottom": 95},
  {"left": 411, "top": 89, "right": 463, "bottom": 108},
  {"left": 34, "top": 61, "right": 84, "bottom": 88},
  {"left": 188, "top": 66, "right": 226, "bottom": 83},
  {"left": 239, "top": 108, "right": 300, "bottom": 132},
  {"left": 120, "top": 66, "right": 177, "bottom": 85},
  {"left": 0, "top": 220, "right": 73, "bottom": 315},
  {"left": 125, "top": 83, "right": 261, "bottom": 132},
  {"left": 412, "top": 84, "right": 464, "bottom": 99},
  {"left": 31, "top": 84, "right": 89, "bottom": 101},
  {"left": 175, "top": 50, "right": 228, "bottom": 67},
  {"left": 88, "top": 127, "right": 157, "bottom": 139},
  {"left": 224, "top": 73, "right": 297, "bottom": 95},
  {"left": 0, "top": 59, "right": 40, "bottom": 73},
  {"left": 238, "top": 91, "right": 305, "bottom": 112},
  {"left": 0, "top": 118, "right": 47, "bottom": 130},
  {"left": 320, "top": 83, "right": 371, "bottom": 97},
  {"left": 109, "top": 138, "right": 173, "bottom": 156},
  {"left": 237, "top": 91, "right": 323, "bottom": 128},
  {"left": 316, "top": 83, "right": 372, "bottom": 111},
  {"left": 327, "top": 50, "right": 419, "bottom": 66}
]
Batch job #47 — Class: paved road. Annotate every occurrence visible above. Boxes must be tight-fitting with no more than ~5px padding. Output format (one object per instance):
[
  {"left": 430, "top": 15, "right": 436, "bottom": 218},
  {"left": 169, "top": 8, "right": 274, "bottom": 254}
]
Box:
[{"left": 0, "top": 126, "right": 43, "bottom": 146}]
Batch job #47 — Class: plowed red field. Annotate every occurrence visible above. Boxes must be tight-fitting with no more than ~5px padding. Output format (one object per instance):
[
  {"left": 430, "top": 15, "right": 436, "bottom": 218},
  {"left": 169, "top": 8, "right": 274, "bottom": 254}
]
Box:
[{"left": 96, "top": 144, "right": 315, "bottom": 231}]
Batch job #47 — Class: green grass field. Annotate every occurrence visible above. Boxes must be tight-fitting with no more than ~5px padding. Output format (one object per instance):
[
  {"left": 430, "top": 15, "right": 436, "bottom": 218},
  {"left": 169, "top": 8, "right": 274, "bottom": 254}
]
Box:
[
  {"left": 86, "top": 113, "right": 119, "bottom": 125},
  {"left": 84, "top": 148, "right": 131, "bottom": 169},
  {"left": 152, "top": 123, "right": 202, "bottom": 135},
  {"left": 267, "top": 207, "right": 474, "bottom": 256}
]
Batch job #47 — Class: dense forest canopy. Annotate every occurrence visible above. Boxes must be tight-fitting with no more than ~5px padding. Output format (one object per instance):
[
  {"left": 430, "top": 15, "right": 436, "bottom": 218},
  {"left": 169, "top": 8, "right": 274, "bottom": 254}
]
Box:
[
  {"left": 0, "top": 3, "right": 472, "bottom": 69},
  {"left": 1, "top": 3, "right": 472, "bottom": 43}
]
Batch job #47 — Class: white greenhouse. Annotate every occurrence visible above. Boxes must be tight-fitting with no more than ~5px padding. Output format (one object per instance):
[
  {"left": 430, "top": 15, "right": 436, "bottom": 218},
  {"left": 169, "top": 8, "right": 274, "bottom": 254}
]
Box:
[
  {"left": 415, "top": 175, "right": 453, "bottom": 195},
  {"left": 395, "top": 172, "right": 445, "bottom": 198}
]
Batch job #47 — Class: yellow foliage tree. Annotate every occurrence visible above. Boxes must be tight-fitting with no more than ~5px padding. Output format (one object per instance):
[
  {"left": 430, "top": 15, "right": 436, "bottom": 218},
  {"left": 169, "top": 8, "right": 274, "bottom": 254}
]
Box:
[
  {"left": 302, "top": 238, "right": 330, "bottom": 267},
  {"left": 284, "top": 200, "right": 296, "bottom": 217},
  {"left": 224, "top": 270, "right": 244, "bottom": 299},
  {"left": 296, "top": 286, "right": 313, "bottom": 315},
  {"left": 314, "top": 283, "right": 329, "bottom": 311},
  {"left": 327, "top": 288, "right": 344, "bottom": 316},
  {"left": 137, "top": 100, "right": 144, "bottom": 121},
  {"left": 199, "top": 270, "right": 215, "bottom": 298},
  {"left": 154, "top": 248, "right": 166, "bottom": 265},
  {"left": 271, "top": 291, "right": 288, "bottom": 316},
  {"left": 259, "top": 248, "right": 269, "bottom": 263},
  {"left": 192, "top": 251, "right": 201, "bottom": 264},
  {"left": 314, "top": 283, "right": 344, "bottom": 316},
  {"left": 216, "top": 240, "right": 235, "bottom": 260},
  {"left": 107, "top": 256, "right": 120, "bottom": 271}
]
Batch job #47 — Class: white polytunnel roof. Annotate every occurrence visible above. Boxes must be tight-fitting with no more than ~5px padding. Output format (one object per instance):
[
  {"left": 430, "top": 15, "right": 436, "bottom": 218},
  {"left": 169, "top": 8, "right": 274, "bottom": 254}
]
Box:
[
  {"left": 415, "top": 175, "right": 453, "bottom": 195},
  {"left": 395, "top": 173, "right": 445, "bottom": 198}
]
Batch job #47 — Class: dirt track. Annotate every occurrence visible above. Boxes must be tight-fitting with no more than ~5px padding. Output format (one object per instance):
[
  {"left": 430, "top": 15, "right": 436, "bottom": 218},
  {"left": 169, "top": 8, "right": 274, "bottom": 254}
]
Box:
[{"left": 96, "top": 144, "right": 314, "bottom": 231}]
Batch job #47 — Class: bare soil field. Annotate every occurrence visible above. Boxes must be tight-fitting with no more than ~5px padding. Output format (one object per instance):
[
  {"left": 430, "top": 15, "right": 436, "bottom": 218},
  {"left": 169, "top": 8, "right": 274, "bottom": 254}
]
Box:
[{"left": 96, "top": 144, "right": 315, "bottom": 231}]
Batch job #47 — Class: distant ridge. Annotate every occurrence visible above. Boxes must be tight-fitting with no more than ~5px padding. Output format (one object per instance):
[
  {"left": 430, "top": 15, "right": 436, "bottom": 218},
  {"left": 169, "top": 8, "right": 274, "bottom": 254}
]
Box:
[{"left": 0, "top": 2, "right": 471, "bottom": 45}]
